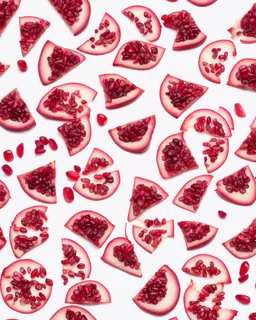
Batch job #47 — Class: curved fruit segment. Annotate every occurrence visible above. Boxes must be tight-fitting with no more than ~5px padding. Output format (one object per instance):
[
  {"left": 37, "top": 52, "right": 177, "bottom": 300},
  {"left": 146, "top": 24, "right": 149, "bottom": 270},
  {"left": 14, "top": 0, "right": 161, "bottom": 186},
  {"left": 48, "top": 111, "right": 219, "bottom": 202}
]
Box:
[
  {"left": 251, "top": 117, "right": 256, "bottom": 129},
  {"left": 77, "top": 13, "right": 121, "bottom": 55},
  {"left": 173, "top": 175, "right": 213, "bottom": 213},
  {"left": 216, "top": 165, "right": 256, "bottom": 205},
  {"left": 65, "top": 210, "right": 115, "bottom": 248},
  {"left": 0, "top": 61, "right": 10, "bottom": 77},
  {"left": 65, "top": 280, "right": 111, "bottom": 305},
  {"left": 178, "top": 221, "right": 218, "bottom": 250},
  {"left": 182, "top": 254, "right": 231, "bottom": 283},
  {"left": 0, "top": 226, "right": 7, "bottom": 249},
  {"left": 198, "top": 40, "right": 237, "bottom": 83},
  {"left": 0, "top": 259, "right": 53, "bottom": 313},
  {"left": 38, "top": 40, "right": 85, "bottom": 86},
  {"left": 10, "top": 206, "right": 49, "bottom": 258},
  {"left": 160, "top": 74, "right": 208, "bottom": 118},
  {"left": 50, "top": 306, "right": 96, "bottom": 320},
  {"left": 49, "top": 0, "right": 90, "bottom": 36},
  {"left": 113, "top": 40, "right": 165, "bottom": 70},
  {"left": 217, "top": 106, "right": 234, "bottom": 130},
  {"left": 161, "top": 10, "right": 206, "bottom": 50},
  {"left": 188, "top": 0, "right": 217, "bottom": 6},
  {"left": 156, "top": 132, "right": 198, "bottom": 179},
  {"left": 17, "top": 161, "right": 56, "bottom": 204},
  {"left": 19, "top": 16, "right": 50, "bottom": 56},
  {"left": 82, "top": 148, "right": 114, "bottom": 175},
  {"left": 0, "top": 0, "right": 20, "bottom": 36},
  {"left": 133, "top": 265, "right": 180, "bottom": 315},
  {"left": 37, "top": 82, "right": 97, "bottom": 120},
  {"left": 128, "top": 176, "right": 168, "bottom": 222},
  {"left": 109, "top": 115, "right": 156, "bottom": 153},
  {"left": 235, "top": 125, "right": 256, "bottom": 162},
  {"left": 101, "top": 237, "right": 142, "bottom": 277},
  {"left": 122, "top": 5, "right": 161, "bottom": 42},
  {"left": 0, "top": 179, "right": 10, "bottom": 209},
  {"left": 99, "top": 73, "right": 144, "bottom": 109}
]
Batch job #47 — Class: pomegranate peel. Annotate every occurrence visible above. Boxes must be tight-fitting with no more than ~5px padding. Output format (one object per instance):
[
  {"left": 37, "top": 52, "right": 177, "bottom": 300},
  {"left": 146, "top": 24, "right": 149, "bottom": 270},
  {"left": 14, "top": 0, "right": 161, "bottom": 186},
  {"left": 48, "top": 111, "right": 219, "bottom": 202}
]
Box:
[
  {"left": 0, "top": 0, "right": 20, "bottom": 36},
  {"left": 187, "top": 0, "right": 217, "bottom": 6},
  {"left": 235, "top": 125, "right": 256, "bottom": 162},
  {"left": 0, "top": 226, "right": 7, "bottom": 249},
  {"left": 203, "top": 138, "right": 229, "bottom": 173},
  {"left": 0, "top": 179, "right": 10, "bottom": 209},
  {"left": 50, "top": 306, "right": 96, "bottom": 320},
  {"left": 0, "top": 61, "right": 10, "bottom": 77},
  {"left": 217, "top": 106, "right": 235, "bottom": 130}
]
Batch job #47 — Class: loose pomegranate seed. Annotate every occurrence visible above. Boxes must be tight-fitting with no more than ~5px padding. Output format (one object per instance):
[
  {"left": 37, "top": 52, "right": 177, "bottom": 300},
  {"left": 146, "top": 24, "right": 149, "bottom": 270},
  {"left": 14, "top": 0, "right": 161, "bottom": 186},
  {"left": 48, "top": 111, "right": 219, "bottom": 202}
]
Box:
[
  {"left": 39, "top": 136, "right": 49, "bottom": 145},
  {"left": 238, "top": 274, "right": 249, "bottom": 283},
  {"left": 97, "top": 113, "right": 108, "bottom": 126},
  {"left": 2, "top": 164, "right": 13, "bottom": 176},
  {"left": 66, "top": 171, "right": 80, "bottom": 181},
  {"left": 48, "top": 138, "right": 58, "bottom": 151},
  {"left": 218, "top": 210, "right": 227, "bottom": 219},
  {"left": 235, "top": 103, "right": 246, "bottom": 117},
  {"left": 16, "top": 143, "right": 24, "bottom": 158},
  {"left": 239, "top": 261, "right": 250, "bottom": 276},
  {"left": 235, "top": 294, "right": 251, "bottom": 304},
  {"left": 35, "top": 148, "right": 46, "bottom": 155},
  {"left": 17, "top": 60, "right": 28, "bottom": 72},
  {"left": 249, "top": 312, "right": 256, "bottom": 320},
  {"left": 74, "top": 165, "right": 81, "bottom": 173},
  {"left": 3, "top": 150, "right": 13, "bottom": 162},
  {"left": 63, "top": 187, "right": 75, "bottom": 203}
]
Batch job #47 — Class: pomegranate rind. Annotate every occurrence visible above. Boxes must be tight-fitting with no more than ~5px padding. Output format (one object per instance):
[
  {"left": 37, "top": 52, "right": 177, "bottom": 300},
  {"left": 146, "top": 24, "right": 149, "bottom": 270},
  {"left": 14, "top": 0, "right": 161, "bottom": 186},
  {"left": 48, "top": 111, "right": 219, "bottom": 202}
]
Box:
[
  {"left": 217, "top": 106, "right": 235, "bottom": 130},
  {"left": 113, "top": 41, "right": 165, "bottom": 70},
  {"left": 204, "top": 138, "right": 229, "bottom": 174},
  {"left": 84, "top": 148, "right": 114, "bottom": 170},
  {"left": 77, "top": 12, "right": 121, "bottom": 55},
  {"left": 38, "top": 40, "right": 85, "bottom": 86},
  {"left": 182, "top": 254, "right": 232, "bottom": 284},
  {"left": 128, "top": 176, "right": 169, "bottom": 222},
  {"left": 133, "top": 265, "right": 180, "bottom": 315},
  {"left": 0, "top": 0, "right": 20, "bottom": 36},
  {"left": 65, "top": 280, "right": 111, "bottom": 305},
  {"left": 235, "top": 130, "right": 256, "bottom": 162},
  {"left": 187, "top": 0, "right": 217, "bottom": 6},
  {"left": 101, "top": 237, "right": 142, "bottom": 277},
  {"left": 37, "top": 82, "right": 97, "bottom": 120},
  {"left": 160, "top": 74, "right": 208, "bottom": 118},
  {"left": 122, "top": 5, "right": 162, "bottom": 42},
  {"left": 65, "top": 210, "right": 115, "bottom": 248},
  {"left": 250, "top": 117, "right": 256, "bottom": 129},
  {"left": 50, "top": 306, "right": 96, "bottom": 320},
  {"left": 216, "top": 165, "right": 256, "bottom": 205},
  {"left": 0, "top": 179, "right": 10, "bottom": 209},
  {"left": 173, "top": 175, "right": 213, "bottom": 213},
  {"left": 0, "top": 62, "right": 10, "bottom": 77},
  {"left": 99, "top": 73, "right": 144, "bottom": 109},
  {"left": 0, "top": 226, "right": 7, "bottom": 249}
]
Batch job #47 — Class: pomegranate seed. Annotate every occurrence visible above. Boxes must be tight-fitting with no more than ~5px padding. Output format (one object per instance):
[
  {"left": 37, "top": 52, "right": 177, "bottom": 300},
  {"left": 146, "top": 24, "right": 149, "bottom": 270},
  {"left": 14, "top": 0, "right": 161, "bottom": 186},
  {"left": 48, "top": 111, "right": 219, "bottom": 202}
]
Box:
[
  {"left": 239, "top": 261, "right": 250, "bottom": 276},
  {"left": 235, "top": 294, "right": 251, "bottom": 304},
  {"left": 238, "top": 274, "right": 249, "bottom": 283},
  {"left": 17, "top": 60, "right": 28, "bottom": 72},
  {"left": 97, "top": 113, "right": 108, "bottom": 126},
  {"left": 3, "top": 150, "right": 14, "bottom": 162},
  {"left": 249, "top": 313, "right": 256, "bottom": 320},
  {"left": 235, "top": 103, "right": 246, "bottom": 117},
  {"left": 218, "top": 210, "right": 227, "bottom": 219},
  {"left": 74, "top": 165, "right": 81, "bottom": 173},
  {"left": 35, "top": 148, "right": 46, "bottom": 155},
  {"left": 39, "top": 136, "right": 49, "bottom": 145},
  {"left": 66, "top": 171, "right": 79, "bottom": 181},
  {"left": 48, "top": 138, "right": 58, "bottom": 150},
  {"left": 16, "top": 143, "right": 24, "bottom": 158},
  {"left": 63, "top": 187, "right": 74, "bottom": 203},
  {"left": 2, "top": 164, "right": 13, "bottom": 176}
]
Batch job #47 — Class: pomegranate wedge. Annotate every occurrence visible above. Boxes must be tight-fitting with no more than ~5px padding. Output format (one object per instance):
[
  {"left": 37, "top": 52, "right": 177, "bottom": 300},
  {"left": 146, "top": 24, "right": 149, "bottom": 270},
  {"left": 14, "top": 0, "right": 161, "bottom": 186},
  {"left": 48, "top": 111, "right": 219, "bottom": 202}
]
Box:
[
  {"left": 0, "top": 0, "right": 20, "bottom": 36},
  {"left": 217, "top": 106, "right": 235, "bottom": 130},
  {"left": 0, "top": 179, "right": 10, "bottom": 209},
  {"left": 50, "top": 306, "right": 96, "bottom": 320},
  {"left": 0, "top": 61, "right": 10, "bottom": 77},
  {"left": 0, "top": 226, "right": 7, "bottom": 249},
  {"left": 82, "top": 148, "right": 114, "bottom": 175},
  {"left": 235, "top": 124, "right": 256, "bottom": 162},
  {"left": 187, "top": 0, "right": 217, "bottom": 6}
]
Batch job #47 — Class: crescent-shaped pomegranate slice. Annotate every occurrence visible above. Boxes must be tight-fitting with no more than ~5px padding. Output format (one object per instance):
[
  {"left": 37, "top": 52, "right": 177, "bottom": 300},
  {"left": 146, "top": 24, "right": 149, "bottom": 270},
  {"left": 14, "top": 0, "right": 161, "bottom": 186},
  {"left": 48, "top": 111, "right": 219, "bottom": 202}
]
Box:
[
  {"left": 133, "top": 265, "right": 180, "bottom": 315},
  {"left": 0, "top": 179, "right": 10, "bottom": 209},
  {"left": 178, "top": 221, "right": 218, "bottom": 250},
  {"left": 99, "top": 73, "right": 144, "bottom": 109},
  {"left": 0, "top": 61, "right": 10, "bottom": 77},
  {"left": 50, "top": 306, "right": 96, "bottom": 320},
  {"left": 17, "top": 161, "right": 56, "bottom": 204},
  {"left": 0, "top": 259, "right": 53, "bottom": 314},
  {"left": 198, "top": 40, "right": 237, "bottom": 83},
  {"left": 10, "top": 206, "right": 49, "bottom": 258},
  {"left": 173, "top": 175, "right": 213, "bottom": 213},
  {"left": 187, "top": 0, "right": 217, "bottom": 6},
  {"left": 0, "top": 226, "right": 7, "bottom": 249},
  {"left": 235, "top": 124, "right": 256, "bottom": 162},
  {"left": 77, "top": 12, "right": 120, "bottom": 55},
  {"left": 81, "top": 148, "right": 114, "bottom": 175},
  {"left": 101, "top": 237, "right": 142, "bottom": 277},
  {"left": 113, "top": 40, "right": 165, "bottom": 70},
  {"left": 128, "top": 176, "right": 168, "bottom": 222},
  {"left": 0, "top": 0, "right": 20, "bottom": 36},
  {"left": 217, "top": 106, "right": 235, "bottom": 130},
  {"left": 122, "top": 5, "right": 161, "bottom": 42},
  {"left": 65, "top": 210, "right": 115, "bottom": 248},
  {"left": 38, "top": 40, "right": 85, "bottom": 86},
  {"left": 49, "top": 0, "right": 90, "bottom": 36},
  {"left": 160, "top": 74, "right": 208, "bottom": 118},
  {"left": 216, "top": 165, "right": 256, "bottom": 205},
  {"left": 65, "top": 280, "right": 111, "bottom": 305},
  {"left": 161, "top": 10, "right": 206, "bottom": 50},
  {"left": 182, "top": 254, "right": 232, "bottom": 284}
]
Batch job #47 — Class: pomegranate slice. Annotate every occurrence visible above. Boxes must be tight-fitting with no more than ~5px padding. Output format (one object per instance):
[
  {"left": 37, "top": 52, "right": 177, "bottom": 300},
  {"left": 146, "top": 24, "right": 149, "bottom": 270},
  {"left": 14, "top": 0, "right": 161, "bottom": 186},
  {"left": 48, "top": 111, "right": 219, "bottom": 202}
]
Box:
[
  {"left": 173, "top": 175, "right": 213, "bottom": 213},
  {"left": 113, "top": 40, "right": 165, "bottom": 70},
  {"left": 0, "top": 226, "right": 7, "bottom": 249},
  {"left": 81, "top": 148, "right": 114, "bottom": 174},
  {"left": 99, "top": 73, "right": 144, "bottom": 109},
  {"left": 38, "top": 40, "right": 85, "bottom": 86},
  {"left": 216, "top": 165, "right": 256, "bottom": 205},
  {"left": 160, "top": 74, "right": 208, "bottom": 118},
  {"left": 178, "top": 221, "right": 218, "bottom": 249},
  {"left": 65, "top": 280, "right": 111, "bottom": 305},
  {"left": 50, "top": 306, "right": 96, "bottom": 320},
  {"left": 203, "top": 138, "right": 229, "bottom": 173},
  {"left": 0, "top": 61, "right": 10, "bottom": 77},
  {"left": 161, "top": 10, "right": 206, "bottom": 50},
  {"left": 122, "top": 5, "right": 161, "bottom": 42},
  {"left": 217, "top": 106, "right": 235, "bottom": 130},
  {"left": 235, "top": 124, "right": 256, "bottom": 162},
  {"left": 10, "top": 206, "right": 49, "bottom": 258},
  {"left": 77, "top": 13, "right": 120, "bottom": 55},
  {"left": 182, "top": 254, "right": 231, "bottom": 284},
  {"left": 19, "top": 16, "right": 50, "bottom": 56},
  {"left": 65, "top": 210, "right": 115, "bottom": 248},
  {"left": 49, "top": 0, "right": 90, "bottom": 36},
  {"left": 101, "top": 237, "right": 142, "bottom": 277},
  {"left": 184, "top": 281, "right": 238, "bottom": 320},
  {"left": 17, "top": 161, "right": 56, "bottom": 204},
  {"left": 37, "top": 82, "right": 97, "bottom": 120},
  {"left": 128, "top": 176, "right": 168, "bottom": 222},
  {"left": 187, "top": 0, "right": 217, "bottom": 6},
  {"left": 0, "top": 259, "right": 53, "bottom": 313},
  {"left": 0, "top": 0, "right": 20, "bottom": 36},
  {"left": 198, "top": 40, "right": 237, "bottom": 83},
  {"left": 133, "top": 265, "right": 180, "bottom": 315},
  {"left": 156, "top": 132, "right": 198, "bottom": 179},
  {"left": 0, "top": 179, "right": 10, "bottom": 209}
]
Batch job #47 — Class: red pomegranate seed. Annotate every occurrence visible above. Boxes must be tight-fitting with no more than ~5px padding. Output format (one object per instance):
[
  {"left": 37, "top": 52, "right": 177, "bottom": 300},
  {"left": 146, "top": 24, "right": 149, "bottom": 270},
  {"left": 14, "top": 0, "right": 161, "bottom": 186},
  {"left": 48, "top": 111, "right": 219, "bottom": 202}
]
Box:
[
  {"left": 66, "top": 171, "right": 80, "bottom": 181},
  {"left": 74, "top": 165, "right": 81, "bottom": 173},
  {"left": 63, "top": 187, "right": 74, "bottom": 203},
  {"left": 249, "top": 313, "right": 256, "bottom": 320},
  {"left": 2, "top": 164, "right": 13, "bottom": 176},
  {"left": 48, "top": 138, "right": 58, "bottom": 151},
  {"left": 97, "top": 113, "right": 108, "bottom": 126},
  {"left": 235, "top": 103, "right": 246, "bottom": 117},
  {"left": 35, "top": 148, "right": 46, "bottom": 155},
  {"left": 238, "top": 274, "right": 249, "bottom": 283},
  {"left": 16, "top": 143, "right": 24, "bottom": 158},
  {"left": 218, "top": 210, "right": 227, "bottom": 219},
  {"left": 39, "top": 136, "right": 49, "bottom": 145},
  {"left": 235, "top": 294, "right": 251, "bottom": 304},
  {"left": 3, "top": 150, "right": 14, "bottom": 162},
  {"left": 17, "top": 60, "right": 28, "bottom": 72},
  {"left": 239, "top": 261, "right": 250, "bottom": 276}
]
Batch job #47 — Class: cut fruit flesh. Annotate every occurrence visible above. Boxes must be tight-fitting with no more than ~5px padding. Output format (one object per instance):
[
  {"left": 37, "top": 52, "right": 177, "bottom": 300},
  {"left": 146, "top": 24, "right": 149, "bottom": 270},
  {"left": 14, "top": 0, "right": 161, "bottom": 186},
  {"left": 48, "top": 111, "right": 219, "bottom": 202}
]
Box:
[
  {"left": 187, "top": 0, "right": 217, "bottom": 6},
  {"left": 0, "top": 179, "right": 10, "bottom": 209},
  {"left": 82, "top": 148, "right": 114, "bottom": 174},
  {"left": 0, "top": 62, "right": 10, "bottom": 77},
  {"left": 235, "top": 127, "right": 256, "bottom": 162},
  {"left": 50, "top": 305, "right": 96, "bottom": 320},
  {"left": 0, "top": 226, "right": 7, "bottom": 249},
  {"left": 203, "top": 138, "right": 229, "bottom": 173},
  {"left": 0, "top": 0, "right": 20, "bottom": 36},
  {"left": 217, "top": 106, "right": 234, "bottom": 130}
]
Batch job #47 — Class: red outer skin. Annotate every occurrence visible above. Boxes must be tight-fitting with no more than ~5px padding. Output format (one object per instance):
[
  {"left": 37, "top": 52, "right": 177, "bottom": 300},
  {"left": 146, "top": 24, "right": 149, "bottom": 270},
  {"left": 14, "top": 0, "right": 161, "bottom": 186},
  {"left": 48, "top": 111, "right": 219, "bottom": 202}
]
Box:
[
  {"left": 0, "top": 0, "right": 20, "bottom": 36},
  {"left": 173, "top": 175, "right": 213, "bottom": 213},
  {"left": 0, "top": 227, "right": 7, "bottom": 249},
  {"left": 216, "top": 165, "right": 256, "bottom": 205},
  {"left": 50, "top": 306, "right": 96, "bottom": 320},
  {"left": 188, "top": 0, "right": 217, "bottom": 6},
  {"left": 113, "top": 41, "right": 165, "bottom": 70},
  {"left": 182, "top": 253, "right": 232, "bottom": 284},
  {"left": 217, "top": 106, "right": 235, "bottom": 130},
  {"left": 160, "top": 74, "right": 208, "bottom": 118},
  {"left": 65, "top": 210, "right": 115, "bottom": 248},
  {"left": 235, "top": 130, "right": 256, "bottom": 162},
  {"left": 128, "top": 176, "right": 169, "bottom": 222},
  {"left": 0, "top": 62, "right": 10, "bottom": 77},
  {"left": 17, "top": 161, "right": 57, "bottom": 204},
  {"left": 77, "top": 12, "right": 121, "bottom": 55},
  {"left": 133, "top": 265, "right": 180, "bottom": 315},
  {"left": 203, "top": 138, "right": 229, "bottom": 174},
  {"left": 38, "top": 40, "right": 85, "bottom": 86},
  {"left": 99, "top": 73, "right": 144, "bottom": 109},
  {"left": 0, "top": 179, "right": 10, "bottom": 209},
  {"left": 84, "top": 148, "right": 114, "bottom": 170},
  {"left": 101, "top": 237, "right": 142, "bottom": 277}
]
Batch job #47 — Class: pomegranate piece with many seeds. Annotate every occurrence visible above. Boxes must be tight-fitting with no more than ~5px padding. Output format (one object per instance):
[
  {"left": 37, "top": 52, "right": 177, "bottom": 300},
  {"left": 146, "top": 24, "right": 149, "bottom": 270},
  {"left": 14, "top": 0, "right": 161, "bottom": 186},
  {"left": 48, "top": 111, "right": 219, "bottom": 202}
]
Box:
[
  {"left": 0, "top": 0, "right": 20, "bottom": 36},
  {"left": 235, "top": 122, "right": 256, "bottom": 162},
  {"left": 81, "top": 148, "right": 114, "bottom": 175},
  {"left": 0, "top": 226, "right": 7, "bottom": 249},
  {"left": 0, "top": 61, "right": 10, "bottom": 77},
  {"left": 50, "top": 306, "right": 96, "bottom": 320},
  {"left": 188, "top": 0, "right": 217, "bottom": 6},
  {"left": 0, "top": 179, "right": 10, "bottom": 209}
]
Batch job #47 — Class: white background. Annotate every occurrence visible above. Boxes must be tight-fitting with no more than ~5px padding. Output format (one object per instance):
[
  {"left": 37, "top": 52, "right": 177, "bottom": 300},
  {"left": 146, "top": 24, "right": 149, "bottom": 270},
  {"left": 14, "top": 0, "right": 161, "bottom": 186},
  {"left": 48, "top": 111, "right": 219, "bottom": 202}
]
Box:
[{"left": 0, "top": 0, "right": 256, "bottom": 319}]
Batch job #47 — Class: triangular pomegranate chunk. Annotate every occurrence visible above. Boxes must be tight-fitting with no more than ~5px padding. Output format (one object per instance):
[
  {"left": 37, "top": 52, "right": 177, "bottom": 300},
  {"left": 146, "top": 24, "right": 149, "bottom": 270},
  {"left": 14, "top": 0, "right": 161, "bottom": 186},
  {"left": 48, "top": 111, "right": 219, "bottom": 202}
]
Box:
[
  {"left": 0, "top": 0, "right": 20, "bottom": 36},
  {"left": 235, "top": 123, "right": 256, "bottom": 162},
  {"left": 217, "top": 106, "right": 234, "bottom": 130},
  {"left": 0, "top": 62, "right": 10, "bottom": 77},
  {"left": 0, "top": 179, "right": 10, "bottom": 209},
  {"left": 0, "top": 226, "right": 7, "bottom": 250}
]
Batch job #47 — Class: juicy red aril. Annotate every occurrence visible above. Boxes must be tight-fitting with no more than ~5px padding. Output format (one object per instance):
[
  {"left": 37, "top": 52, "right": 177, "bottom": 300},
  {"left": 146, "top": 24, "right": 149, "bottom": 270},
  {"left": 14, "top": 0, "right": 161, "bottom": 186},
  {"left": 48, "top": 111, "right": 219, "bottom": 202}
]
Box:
[
  {"left": 184, "top": 259, "right": 221, "bottom": 277},
  {"left": 0, "top": 183, "right": 7, "bottom": 202},
  {"left": 14, "top": 235, "right": 38, "bottom": 251},
  {"left": 238, "top": 274, "right": 249, "bottom": 283},
  {"left": 123, "top": 10, "right": 153, "bottom": 35},
  {"left": 0, "top": 0, "right": 18, "bottom": 33},
  {"left": 178, "top": 179, "right": 208, "bottom": 210},
  {"left": 63, "top": 187, "right": 74, "bottom": 203},
  {"left": 89, "top": 18, "right": 117, "bottom": 49},
  {"left": 70, "top": 283, "right": 101, "bottom": 303},
  {"left": 203, "top": 138, "right": 225, "bottom": 164},
  {"left": 235, "top": 294, "right": 251, "bottom": 304},
  {"left": 249, "top": 313, "right": 256, "bottom": 320},
  {"left": 35, "top": 148, "right": 46, "bottom": 155},
  {"left": 178, "top": 221, "right": 210, "bottom": 243},
  {"left": 235, "top": 103, "right": 246, "bottom": 117},
  {"left": 21, "top": 208, "right": 47, "bottom": 230},
  {"left": 81, "top": 172, "right": 114, "bottom": 196},
  {"left": 66, "top": 171, "right": 80, "bottom": 181},
  {"left": 144, "top": 218, "right": 167, "bottom": 228},
  {"left": 235, "top": 63, "right": 256, "bottom": 90},
  {"left": 17, "top": 60, "right": 28, "bottom": 72},
  {"left": 138, "top": 229, "right": 167, "bottom": 248},
  {"left": 82, "top": 156, "right": 109, "bottom": 175},
  {"left": 40, "top": 136, "right": 49, "bottom": 145},
  {"left": 102, "top": 77, "right": 136, "bottom": 103},
  {"left": 50, "top": 0, "right": 84, "bottom": 27},
  {"left": 240, "top": 4, "right": 256, "bottom": 38},
  {"left": 121, "top": 41, "right": 158, "bottom": 65},
  {"left": 202, "top": 47, "right": 227, "bottom": 77},
  {"left": 117, "top": 117, "right": 150, "bottom": 143},
  {"left": 34, "top": 139, "right": 46, "bottom": 155},
  {"left": 113, "top": 243, "right": 140, "bottom": 269},
  {"left": 3, "top": 150, "right": 13, "bottom": 162},
  {"left": 48, "top": 138, "right": 58, "bottom": 151},
  {"left": 58, "top": 119, "right": 86, "bottom": 151},
  {"left": 74, "top": 165, "right": 81, "bottom": 173},
  {"left": 62, "top": 243, "right": 85, "bottom": 283},
  {"left": 240, "top": 261, "right": 250, "bottom": 276},
  {"left": 218, "top": 210, "right": 227, "bottom": 219},
  {"left": 16, "top": 143, "right": 24, "bottom": 158},
  {"left": 239, "top": 129, "right": 256, "bottom": 155},
  {"left": 97, "top": 113, "right": 108, "bottom": 126},
  {"left": 65, "top": 309, "right": 89, "bottom": 319},
  {"left": 223, "top": 167, "right": 250, "bottom": 194},
  {"left": 2, "top": 164, "right": 13, "bottom": 176},
  {"left": 195, "top": 116, "right": 226, "bottom": 136}
]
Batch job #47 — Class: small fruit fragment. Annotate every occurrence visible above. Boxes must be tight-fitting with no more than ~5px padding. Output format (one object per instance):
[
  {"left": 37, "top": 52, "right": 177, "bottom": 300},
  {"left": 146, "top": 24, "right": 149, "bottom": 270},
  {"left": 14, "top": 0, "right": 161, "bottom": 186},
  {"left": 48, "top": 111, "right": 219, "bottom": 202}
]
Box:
[
  {"left": 50, "top": 306, "right": 96, "bottom": 320},
  {"left": 235, "top": 294, "right": 250, "bottom": 304},
  {"left": 238, "top": 274, "right": 249, "bottom": 283},
  {"left": 48, "top": 138, "right": 58, "bottom": 151},
  {"left": 240, "top": 261, "right": 250, "bottom": 276},
  {"left": 218, "top": 210, "right": 227, "bottom": 219},
  {"left": 0, "top": 0, "right": 20, "bottom": 36},
  {"left": 0, "top": 180, "right": 10, "bottom": 209},
  {"left": 34, "top": 138, "right": 46, "bottom": 155},
  {"left": 74, "top": 165, "right": 81, "bottom": 173},
  {"left": 66, "top": 171, "right": 80, "bottom": 181},
  {"left": 217, "top": 106, "right": 235, "bottom": 130},
  {"left": 2, "top": 164, "right": 13, "bottom": 176},
  {"left": 16, "top": 143, "right": 24, "bottom": 158},
  {"left": 63, "top": 187, "right": 74, "bottom": 203},
  {"left": 235, "top": 126, "right": 256, "bottom": 162},
  {"left": 188, "top": 0, "right": 217, "bottom": 6},
  {"left": 0, "top": 226, "right": 7, "bottom": 249},
  {"left": 17, "top": 60, "right": 27, "bottom": 72},
  {"left": 3, "top": 150, "right": 13, "bottom": 162},
  {"left": 235, "top": 103, "right": 246, "bottom": 117},
  {"left": 0, "top": 62, "right": 10, "bottom": 77},
  {"left": 249, "top": 313, "right": 256, "bottom": 320},
  {"left": 203, "top": 138, "right": 229, "bottom": 173},
  {"left": 97, "top": 114, "right": 107, "bottom": 126}
]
